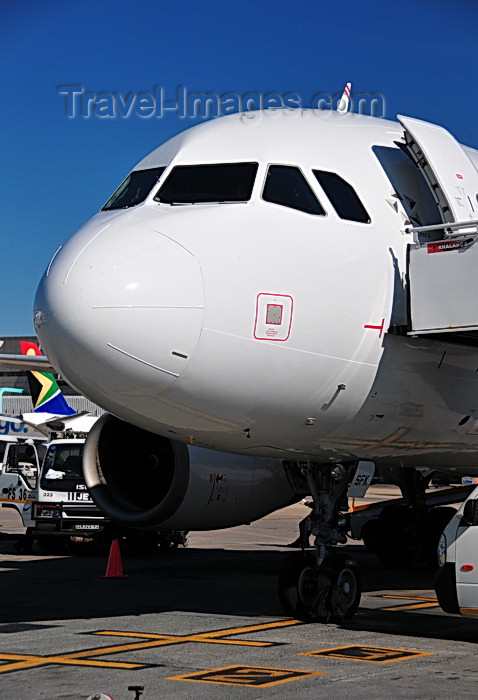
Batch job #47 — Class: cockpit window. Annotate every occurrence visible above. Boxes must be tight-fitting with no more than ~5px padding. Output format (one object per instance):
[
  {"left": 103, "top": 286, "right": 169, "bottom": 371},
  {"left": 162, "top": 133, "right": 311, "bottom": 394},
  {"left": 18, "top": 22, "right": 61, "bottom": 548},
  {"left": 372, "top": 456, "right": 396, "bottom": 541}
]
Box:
[
  {"left": 102, "top": 167, "right": 166, "bottom": 210},
  {"left": 313, "top": 170, "right": 371, "bottom": 223},
  {"left": 154, "top": 163, "right": 258, "bottom": 204},
  {"left": 262, "top": 165, "right": 326, "bottom": 215}
]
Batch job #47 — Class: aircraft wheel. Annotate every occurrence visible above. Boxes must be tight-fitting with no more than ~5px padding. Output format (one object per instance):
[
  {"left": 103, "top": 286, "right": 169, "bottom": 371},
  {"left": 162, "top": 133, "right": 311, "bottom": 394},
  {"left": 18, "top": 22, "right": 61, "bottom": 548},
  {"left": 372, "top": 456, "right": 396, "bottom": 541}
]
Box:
[
  {"left": 278, "top": 551, "right": 331, "bottom": 621},
  {"left": 278, "top": 552, "right": 360, "bottom": 622},
  {"left": 329, "top": 553, "right": 361, "bottom": 620}
]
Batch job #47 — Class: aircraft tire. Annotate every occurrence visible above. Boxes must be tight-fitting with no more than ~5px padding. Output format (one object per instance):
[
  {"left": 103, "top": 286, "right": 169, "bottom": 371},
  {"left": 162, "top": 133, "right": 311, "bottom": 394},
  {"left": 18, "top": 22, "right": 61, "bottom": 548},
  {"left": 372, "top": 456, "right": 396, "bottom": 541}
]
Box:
[
  {"left": 329, "top": 553, "right": 361, "bottom": 620},
  {"left": 278, "top": 551, "right": 360, "bottom": 622}
]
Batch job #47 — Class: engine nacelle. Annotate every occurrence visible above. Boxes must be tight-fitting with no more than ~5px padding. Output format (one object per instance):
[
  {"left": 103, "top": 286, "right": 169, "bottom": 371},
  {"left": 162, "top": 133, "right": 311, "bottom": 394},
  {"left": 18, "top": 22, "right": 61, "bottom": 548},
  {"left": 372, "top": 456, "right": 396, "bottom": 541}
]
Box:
[{"left": 83, "top": 414, "right": 300, "bottom": 530}]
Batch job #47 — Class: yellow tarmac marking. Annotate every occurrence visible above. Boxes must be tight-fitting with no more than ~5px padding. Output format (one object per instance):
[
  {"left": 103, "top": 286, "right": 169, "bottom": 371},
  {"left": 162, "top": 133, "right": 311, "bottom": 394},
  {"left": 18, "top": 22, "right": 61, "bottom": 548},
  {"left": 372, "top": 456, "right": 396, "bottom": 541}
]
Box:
[
  {"left": 380, "top": 594, "right": 439, "bottom": 611},
  {"left": 0, "top": 619, "right": 304, "bottom": 675},
  {"left": 0, "top": 652, "right": 145, "bottom": 673},
  {"left": 93, "top": 634, "right": 267, "bottom": 649},
  {"left": 300, "top": 645, "right": 433, "bottom": 663},
  {"left": 93, "top": 619, "right": 304, "bottom": 649},
  {"left": 168, "top": 664, "right": 323, "bottom": 687}
]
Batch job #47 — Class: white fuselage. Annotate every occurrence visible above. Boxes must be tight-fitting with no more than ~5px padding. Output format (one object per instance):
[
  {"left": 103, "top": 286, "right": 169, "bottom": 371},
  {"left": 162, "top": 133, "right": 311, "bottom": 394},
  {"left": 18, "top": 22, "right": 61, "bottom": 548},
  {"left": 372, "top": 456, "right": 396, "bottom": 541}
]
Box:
[{"left": 34, "top": 110, "right": 478, "bottom": 472}]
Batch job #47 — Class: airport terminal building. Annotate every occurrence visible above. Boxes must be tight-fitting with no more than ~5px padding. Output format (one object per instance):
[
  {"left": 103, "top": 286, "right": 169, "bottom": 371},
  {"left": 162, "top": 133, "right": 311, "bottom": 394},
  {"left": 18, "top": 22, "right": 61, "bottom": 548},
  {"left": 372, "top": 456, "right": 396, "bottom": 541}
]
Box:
[{"left": 0, "top": 336, "right": 103, "bottom": 416}]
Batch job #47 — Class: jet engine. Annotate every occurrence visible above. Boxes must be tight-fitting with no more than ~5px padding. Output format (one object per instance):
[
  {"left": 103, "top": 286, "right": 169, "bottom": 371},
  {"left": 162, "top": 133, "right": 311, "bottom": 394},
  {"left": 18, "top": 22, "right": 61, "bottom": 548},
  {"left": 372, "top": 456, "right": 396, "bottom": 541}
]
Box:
[{"left": 82, "top": 414, "right": 300, "bottom": 530}]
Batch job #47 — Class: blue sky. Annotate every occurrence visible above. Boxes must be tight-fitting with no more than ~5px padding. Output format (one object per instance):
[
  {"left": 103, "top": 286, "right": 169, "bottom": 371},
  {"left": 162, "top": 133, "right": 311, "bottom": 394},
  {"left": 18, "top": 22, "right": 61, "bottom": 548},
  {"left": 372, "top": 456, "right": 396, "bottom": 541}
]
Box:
[{"left": 1, "top": 0, "right": 477, "bottom": 335}]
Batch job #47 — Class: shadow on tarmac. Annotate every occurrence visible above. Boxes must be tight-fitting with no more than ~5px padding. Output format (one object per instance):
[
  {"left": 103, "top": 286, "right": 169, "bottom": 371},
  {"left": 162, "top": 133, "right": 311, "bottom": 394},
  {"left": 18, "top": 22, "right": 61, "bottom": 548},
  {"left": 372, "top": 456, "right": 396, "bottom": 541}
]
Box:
[
  {"left": 1, "top": 540, "right": 477, "bottom": 643},
  {"left": 2, "top": 543, "right": 285, "bottom": 622}
]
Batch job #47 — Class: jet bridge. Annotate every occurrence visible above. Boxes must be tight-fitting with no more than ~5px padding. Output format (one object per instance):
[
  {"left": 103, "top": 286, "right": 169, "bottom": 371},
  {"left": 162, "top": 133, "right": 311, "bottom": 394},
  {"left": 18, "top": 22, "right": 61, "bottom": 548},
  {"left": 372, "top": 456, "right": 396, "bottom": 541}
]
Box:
[{"left": 399, "top": 116, "right": 478, "bottom": 335}]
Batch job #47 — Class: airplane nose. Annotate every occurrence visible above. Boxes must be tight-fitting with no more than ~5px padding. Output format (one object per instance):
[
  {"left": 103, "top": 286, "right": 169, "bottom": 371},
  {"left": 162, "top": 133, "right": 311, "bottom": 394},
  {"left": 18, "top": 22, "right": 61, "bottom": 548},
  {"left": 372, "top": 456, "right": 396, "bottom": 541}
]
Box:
[{"left": 34, "top": 220, "right": 204, "bottom": 401}]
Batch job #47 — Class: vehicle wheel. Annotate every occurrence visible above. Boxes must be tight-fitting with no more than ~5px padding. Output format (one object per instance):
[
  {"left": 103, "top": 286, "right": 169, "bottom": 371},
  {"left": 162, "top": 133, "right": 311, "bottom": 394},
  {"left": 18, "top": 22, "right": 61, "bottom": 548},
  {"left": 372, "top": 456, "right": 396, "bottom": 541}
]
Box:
[
  {"left": 37, "top": 536, "right": 66, "bottom": 555},
  {"left": 374, "top": 505, "right": 419, "bottom": 567},
  {"left": 278, "top": 551, "right": 360, "bottom": 622},
  {"left": 421, "top": 507, "right": 457, "bottom": 569}
]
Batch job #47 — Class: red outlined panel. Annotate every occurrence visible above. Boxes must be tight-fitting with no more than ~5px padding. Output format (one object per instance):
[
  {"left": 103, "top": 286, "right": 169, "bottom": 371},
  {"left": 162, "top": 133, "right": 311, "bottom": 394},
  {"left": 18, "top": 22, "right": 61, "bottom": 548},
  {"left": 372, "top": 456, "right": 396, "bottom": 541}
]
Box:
[{"left": 254, "top": 293, "right": 293, "bottom": 341}]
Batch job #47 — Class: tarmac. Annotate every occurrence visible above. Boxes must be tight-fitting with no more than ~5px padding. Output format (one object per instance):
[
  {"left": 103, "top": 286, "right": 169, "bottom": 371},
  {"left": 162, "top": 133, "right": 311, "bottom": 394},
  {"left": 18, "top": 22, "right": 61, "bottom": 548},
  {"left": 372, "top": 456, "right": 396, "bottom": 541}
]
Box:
[{"left": 0, "top": 494, "right": 477, "bottom": 699}]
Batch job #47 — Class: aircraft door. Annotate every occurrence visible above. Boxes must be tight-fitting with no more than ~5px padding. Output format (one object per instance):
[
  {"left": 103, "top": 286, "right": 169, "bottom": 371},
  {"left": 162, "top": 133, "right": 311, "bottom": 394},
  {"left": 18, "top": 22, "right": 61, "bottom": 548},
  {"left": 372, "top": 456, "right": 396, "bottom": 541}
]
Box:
[
  {"left": 398, "top": 115, "right": 478, "bottom": 225},
  {"left": 398, "top": 115, "right": 478, "bottom": 334}
]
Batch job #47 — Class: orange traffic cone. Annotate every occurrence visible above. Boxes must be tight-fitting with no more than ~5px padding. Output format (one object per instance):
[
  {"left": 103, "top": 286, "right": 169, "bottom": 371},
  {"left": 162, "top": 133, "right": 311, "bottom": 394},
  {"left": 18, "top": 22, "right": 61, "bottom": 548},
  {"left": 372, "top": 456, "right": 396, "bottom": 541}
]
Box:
[{"left": 102, "top": 538, "right": 128, "bottom": 579}]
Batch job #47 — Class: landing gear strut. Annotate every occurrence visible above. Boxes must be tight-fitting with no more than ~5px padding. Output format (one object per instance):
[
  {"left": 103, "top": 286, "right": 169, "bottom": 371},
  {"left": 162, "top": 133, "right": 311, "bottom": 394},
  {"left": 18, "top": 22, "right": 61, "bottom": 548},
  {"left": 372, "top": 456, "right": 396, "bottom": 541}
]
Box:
[{"left": 278, "top": 462, "right": 361, "bottom": 622}]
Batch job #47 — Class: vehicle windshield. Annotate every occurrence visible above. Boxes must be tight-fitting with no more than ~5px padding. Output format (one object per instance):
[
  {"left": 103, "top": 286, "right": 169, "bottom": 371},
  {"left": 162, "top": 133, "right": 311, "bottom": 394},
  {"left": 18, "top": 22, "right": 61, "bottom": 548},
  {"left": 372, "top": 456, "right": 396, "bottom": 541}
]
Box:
[
  {"left": 102, "top": 167, "right": 166, "bottom": 210},
  {"left": 154, "top": 163, "right": 258, "bottom": 204},
  {"left": 40, "top": 443, "right": 84, "bottom": 492}
]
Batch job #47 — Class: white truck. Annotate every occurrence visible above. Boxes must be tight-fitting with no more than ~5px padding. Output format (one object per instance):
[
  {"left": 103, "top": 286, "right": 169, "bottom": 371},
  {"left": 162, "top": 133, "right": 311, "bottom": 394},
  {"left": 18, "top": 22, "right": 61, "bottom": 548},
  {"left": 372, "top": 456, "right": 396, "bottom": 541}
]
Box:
[
  {"left": 0, "top": 435, "right": 43, "bottom": 549},
  {"left": 33, "top": 432, "right": 115, "bottom": 554},
  {"left": 435, "top": 484, "right": 478, "bottom": 617}
]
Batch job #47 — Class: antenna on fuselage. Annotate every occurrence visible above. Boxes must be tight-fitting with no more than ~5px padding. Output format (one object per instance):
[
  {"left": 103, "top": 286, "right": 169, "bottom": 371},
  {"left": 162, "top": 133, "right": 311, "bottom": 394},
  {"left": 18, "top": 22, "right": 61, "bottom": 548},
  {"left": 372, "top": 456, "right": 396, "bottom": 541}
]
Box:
[{"left": 337, "top": 82, "right": 351, "bottom": 114}]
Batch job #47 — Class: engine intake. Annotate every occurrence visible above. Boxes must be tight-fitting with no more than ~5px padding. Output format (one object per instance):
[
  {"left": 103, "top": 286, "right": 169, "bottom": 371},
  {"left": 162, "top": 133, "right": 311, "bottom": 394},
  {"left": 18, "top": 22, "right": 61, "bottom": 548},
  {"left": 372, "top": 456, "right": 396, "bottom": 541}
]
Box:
[
  {"left": 83, "top": 414, "right": 190, "bottom": 526},
  {"left": 83, "top": 414, "right": 299, "bottom": 530}
]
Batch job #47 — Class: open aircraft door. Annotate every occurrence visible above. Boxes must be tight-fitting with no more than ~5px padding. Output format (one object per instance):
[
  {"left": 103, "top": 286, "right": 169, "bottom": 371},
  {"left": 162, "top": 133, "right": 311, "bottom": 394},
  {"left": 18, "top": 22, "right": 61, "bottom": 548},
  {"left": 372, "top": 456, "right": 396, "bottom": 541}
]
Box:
[{"left": 399, "top": 115, "right": 478, "bottom": 335}]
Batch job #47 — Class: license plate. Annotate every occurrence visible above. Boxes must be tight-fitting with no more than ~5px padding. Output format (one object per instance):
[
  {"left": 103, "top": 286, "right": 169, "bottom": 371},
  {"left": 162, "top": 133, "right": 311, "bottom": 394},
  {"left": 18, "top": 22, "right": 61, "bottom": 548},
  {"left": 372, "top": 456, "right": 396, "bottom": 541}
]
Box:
[{"left": 74, "top": 524, "right": 100, "bottom": 530}]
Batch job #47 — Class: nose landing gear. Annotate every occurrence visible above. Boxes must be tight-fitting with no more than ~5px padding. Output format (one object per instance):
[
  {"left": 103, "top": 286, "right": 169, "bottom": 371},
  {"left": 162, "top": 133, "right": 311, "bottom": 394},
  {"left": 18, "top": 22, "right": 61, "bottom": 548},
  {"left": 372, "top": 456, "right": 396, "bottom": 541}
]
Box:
[
  {"left": 279, "top": 551, "right": 361, "bottom": 622},
  {"left": 278, "top": 462, "right": 361, "bottom": 622}
]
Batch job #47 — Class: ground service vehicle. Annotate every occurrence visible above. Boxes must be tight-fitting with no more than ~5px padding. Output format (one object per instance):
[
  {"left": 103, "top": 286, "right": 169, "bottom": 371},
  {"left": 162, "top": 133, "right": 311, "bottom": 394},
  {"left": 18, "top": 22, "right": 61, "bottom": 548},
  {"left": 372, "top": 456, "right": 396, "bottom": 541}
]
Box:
[
  {"left": 435, "top": 484, "right": 478, "bottom": 617},
  {"left": 0, "top": 436, "right": 42, "bottom": 547},
  {"left": 33, "top": 432, "right": 114, "bottom": 554},
  {"left": 349, "top": 484, "right": 471, "bottom": 568}
]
